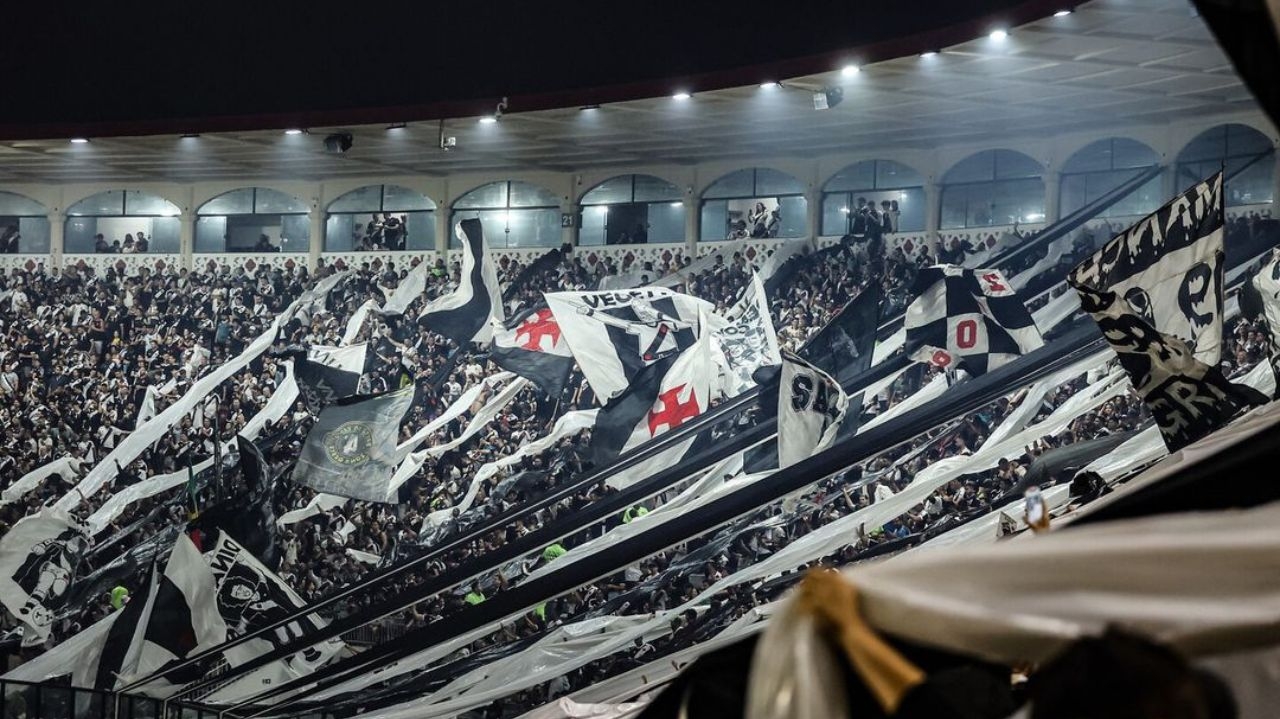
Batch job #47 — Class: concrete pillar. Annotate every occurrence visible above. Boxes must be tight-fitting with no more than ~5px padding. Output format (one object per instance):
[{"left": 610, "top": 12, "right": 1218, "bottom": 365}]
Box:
[
  {"left": 179, "top": 211, "right": 195, "bottom": 270},
  {"left": 805, "top": 187, "right": 822, "bottom": 239},
  {"left": 561, "top": 202, "right": 578, "bottom": 249},
  {"left": 1043, "top": 172, "right": 1061, "bottom": 224},
  {"left": 683, "top": 196, "right": 699, "bottom": 256},
  {"left": 435, "top": 210, "right": 451, "bottom": 256},
  {"left": 308, "top": 208, "right": 324, "bottom": 270},
  {"left": 925, "top": 182, "right": 942, "bottom": 253},
  {"left": 48, "top": 211, "right": 65, "bottom": 270}
]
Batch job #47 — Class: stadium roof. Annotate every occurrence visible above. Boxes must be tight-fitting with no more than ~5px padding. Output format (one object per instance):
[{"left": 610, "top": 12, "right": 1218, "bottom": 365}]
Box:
[{"left": 0, "top": 0, "right": 1265, "bottom": 184}]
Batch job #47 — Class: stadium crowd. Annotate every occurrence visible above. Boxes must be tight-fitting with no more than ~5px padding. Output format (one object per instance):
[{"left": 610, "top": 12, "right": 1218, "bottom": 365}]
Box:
[{"left": 0, "top": 206, "right": 1275, "bottom": 717}]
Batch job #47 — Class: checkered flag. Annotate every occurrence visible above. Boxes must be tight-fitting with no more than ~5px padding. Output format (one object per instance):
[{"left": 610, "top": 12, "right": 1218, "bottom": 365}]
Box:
[{"left": 904, "top": 265, "right": 1043, "bottom": 376}]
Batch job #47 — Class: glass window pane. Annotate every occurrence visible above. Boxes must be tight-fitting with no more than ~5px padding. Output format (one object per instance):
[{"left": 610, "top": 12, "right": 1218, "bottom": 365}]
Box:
[
  {"left": 581, "top": 176, "right": 634, "bottom": 205},
  {"left": 940, "top": 186, "right": 969, "bottom": 230},
  {"left": 124, "top": 191, "right": 180, "bottom": 216},
  {"left": 67, "top": 190, "right": 125, "bottom": 216},
  {"left": 508, "top": 181, "right": 560, "bottom": 208},
  {"left": 633, "top": 174, "right": 682, "bottom": 203},
  {"left": 1060, "top": 174, "right": 1088, "bottom": 216},
  {"left": 1225, "top": 156, "right": 1275, "bottom": 206},
  {"left": 279, "top": 214, "right": 311, "bottom": 252},
  {"left": 1227, "top": 124, "right": 1273, "bottom": 156},
  {"left": 895, "top": 188, "right": 926, "bottom": 232},
  {"left": 824, "top": 162, "right": 876, "bottom": 192},
  {"left": 579, "top": 204, "right": 608, "bottom": 245},
  {"left": 1110, "top": 138, "right": 1159, "bottom": 169},
  {"left": 404, "top": 210, "right": 436, "bottom": 250},
  {"left": 149, "top": 217, "right": 180, "bottom": 252},
  {"left": 325, "top": 214, "right": 357, "bottom": 250},
  {"left": 703, "top": 169, "right": 754, "bottom": 199},
  {"left": 987, "top": 178, "right": 1044, "bottom": 225},
  {"left": 1063, "top": 140, "right": 1115, "bottom": 174},
  {"left": 754, "top": 168, "right": 805, "bottom": 196},
  {"left": 944, "top": 152, "right": 996, "bottom": 184},
  {"left": 505, "top": 208, "right": 561, "bottom": 246},
  {"left": 452, "top": 210, "right": 506, "bottom": 248},
  {"left": 0, "top": 191, "right": 45, "bottom": 216},
  {"left": 875, "top": 160, "right": 922, "bottom": 189},
  {"left": 253, "top": 188, "right": 309, "bottom": 214},
  {"left": 65, "top": 216, "right": 98, "bottom": 252},
  {"left": 1178, "top": 126, "right": 1229, "bottom": 163},
  {"left": 700, "top": 199, "right": 729, "bottom": 240},
  {"left": 821, "top": 193, "right": 851, "bottom": 235},
  {"left": 454, "top": 182, "right": 508, "bottom": 210},
  {"left": 2, "top": 216, "right": 51, "bottom": 253},
  {"left": 645, "top": 201, "right": 685, "bottom": 242},
  {"left": 195, "top": 216, "right": 227, "bottom": 252},
  {"left": 775, "top": 195, "right": 808, "bottom": 237},
  {"left": 199, "top": 189, "right": 255, "bottom": 215},
  {"left": 328, "top": 185, "right": 383, "bottom": 213},
  {"left": 1104, "top": 174, "right": 1162, "bottom": 217},
  {"left": 993, "top": 149, "right": 1042, "bottom": 179},
  {"left": 383, "top": 184, "right": 434, "bottom": 211}
]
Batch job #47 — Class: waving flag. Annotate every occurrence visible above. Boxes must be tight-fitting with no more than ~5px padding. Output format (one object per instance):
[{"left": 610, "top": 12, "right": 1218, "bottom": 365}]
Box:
[
  {"left": 489, "top": 305, "right": 574, "bottom": 398},
  {"left": 905, "top": 265, "right": 1042, "bottom": 376},
  {"left": 1069, "top": 172, "right": 1265, "bottom": 451},
  {"left": 778, "top": 354, "right": 849, "bottom": 468},
  {"left": 546, "top": 287, "right": 715, "bottom": 401},
  {"left": 715, "top": 273, "right": 782, "bottom": 396},
  {"left": 0, "top": 507, "right": 91, "bottom": 645},
  {"left": 420, "top": 218, "right": 503, "bottom": 347},
  {"left": 293, "top": 386, "right": 416, "bottom": 503}
]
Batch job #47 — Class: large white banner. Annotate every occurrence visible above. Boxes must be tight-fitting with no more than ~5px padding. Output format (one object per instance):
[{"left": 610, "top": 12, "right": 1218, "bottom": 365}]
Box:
[
  {"left": 0, "top": 507, "right": 91, "bottom": 644},
  {"left": 715, "top": 273, "right": 782, "bottom": 396}
]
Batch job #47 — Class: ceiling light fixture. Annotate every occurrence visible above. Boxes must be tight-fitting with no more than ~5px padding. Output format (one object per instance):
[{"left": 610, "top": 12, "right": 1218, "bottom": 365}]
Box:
[
  {"left": 386, "top": 123, "right": 406, "bottom": 130},
  {"left": 69, "top": 137, "right": 89, "bottom": 144},
  {"left": 180, "top": 133, "right": 199, "bottom": 138},
  {"left": 478, "top": 116, "right": 497, "bottom": 125},
  {"left": 989, "top": 28, "right": 1009, "bottom": 40},
  {"left": 580, "top": 104, "right": 601, "bottom": 111},
  {"left": 672, "top": 91, "right": 691, "bottom": 100},
  {"left": 841, "top": 64, "right": 861, "bottom": 77},
  {"left": 284, "top": 128, "right": 304, "bottom": 135},
  {"left": 920, "top": 50, "right": 938, "bottom": 58},
  {"left": 759, "top": 81, "right": 779, "bottom": 89},
  {"left": 1053, "top": 8, "right": 1072, "bottom": 16}
]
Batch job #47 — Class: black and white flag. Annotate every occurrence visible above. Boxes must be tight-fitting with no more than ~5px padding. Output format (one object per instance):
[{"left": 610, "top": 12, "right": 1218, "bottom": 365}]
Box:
[
  {"left": 293, "top": 385, "right": 415, "bottom": 503},
  {"left": 1069, "top": 172, "right": 1227, "bottom": 364},
  {"left": 420, "top": 218, "right": 504, "bottom": 347},
  {"left": 800, "top": 284, "right": 881, "bottom": 384},
  {"left": 904, "top": 265, "right": 1043, "bottom": 376},
  {"left": 276, "top": 343, "right": 366, "bottom": 414},
  {"left": 97, "top": 534, "right": 227, "bottom": 694},
  {"left": 0, "top": 507, "right": 91, "bottom": 645},
  {"left": 204, "top": 533, "right": 343, "bottom": 686},
  {"left": 588, "top": 315, "right": 716, "bottom": 467},
  {"left": 546, "top": 286, "right": 715, "bottom": 401},
  {"left": 489, "top": 305, "right": 575, "bottom": 398},
  {"left": 1069, "top": 173, "right": 1265, "bottom": 451},
  {"left": 777, "top": 354, "right": 849, "bottom": 468},
  {"left": 715, "top": 273, "right": 782, "bottom": 396},
  {"left": 194, "top": 435, "right": 281, "bottom": 570}
]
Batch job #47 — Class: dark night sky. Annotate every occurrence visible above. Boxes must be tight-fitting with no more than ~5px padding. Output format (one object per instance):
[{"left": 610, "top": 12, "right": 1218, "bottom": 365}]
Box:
[{"left": 2, "top": 0, "right": 1061, "bottom": 139}]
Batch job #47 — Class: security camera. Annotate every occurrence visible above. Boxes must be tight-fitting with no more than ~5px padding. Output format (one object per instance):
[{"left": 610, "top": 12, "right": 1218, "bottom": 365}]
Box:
[{"left": 324, "top": 133, "right": 354, "bottom": 153}]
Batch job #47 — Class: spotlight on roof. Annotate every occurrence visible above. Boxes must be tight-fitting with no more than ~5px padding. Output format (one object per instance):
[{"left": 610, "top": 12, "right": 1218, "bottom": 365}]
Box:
[
  {"left": 284, "top": 128, "right": 304, "bottom": 135},
  {"left": 989, "top": 28, "right": 1009, "bottom": 40},
  {"left": 920, "top": 50, "right": 938, "bottom": 58},
  {"left": 672, "top": 91, "right": 692, "bottom": 100},
  {"left": 478, "top": 116, "right": 498, "bottom": 125},
  {"left": 385, "top": 123, "right": 406, "bottom": 130},
  {"left": 1053, "top": 8, "right": 1072, "bottom": 16},
  {"left": 69, "top": 138, "right": 89, "bottom": 144},
  {"left": 841, "top": 64, "right": 861, "bottom": 77},
  {"left": 813, "top": 86, "right": 844, "bottom": 110},
  {"left": 323, "top": 132, "right": 354, "bottom": 154},
  {"left": 759, "top": 81, "right": 779, "bottom": 89}
]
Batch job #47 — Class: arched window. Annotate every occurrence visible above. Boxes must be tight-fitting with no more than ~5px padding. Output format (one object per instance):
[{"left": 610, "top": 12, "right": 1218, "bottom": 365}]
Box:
[
  {"left": 65, "top": 190, "right": 180, "bottom": 254},
  {"left": 1176, "top": 124, "right": 1275, "bottom": 206},
  {"left": 821, "top": 160, "right": 924, "bottom": 235},
  {"left": 940, "top": 150, "right": 1044, "bottom": 229},
  {"left": 450, "top": 181, "right": 562, "bottom": 248},
  {"left": 196, "top": 187, "right": 310, "bottom": 253},
  {"left": 325, "top": 184, "right": 436, "bottom": 251},
  {"left": 579, "top": 174, "right": 684, "bottom": 246},
  {"left": 1060, "top": 138, "right": 1161, "bottom": 218},
  {"left": 0, "top": 192, "right": 49, "bottom": 254},
  {"left": 700, "top": 168, "right": 806, "bottom": 241}
]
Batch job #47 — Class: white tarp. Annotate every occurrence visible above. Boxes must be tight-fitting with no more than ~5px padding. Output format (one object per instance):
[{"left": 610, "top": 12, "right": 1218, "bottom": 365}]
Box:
[{"left": 0, "top": 456, "right": 85, "bottom": 508}]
